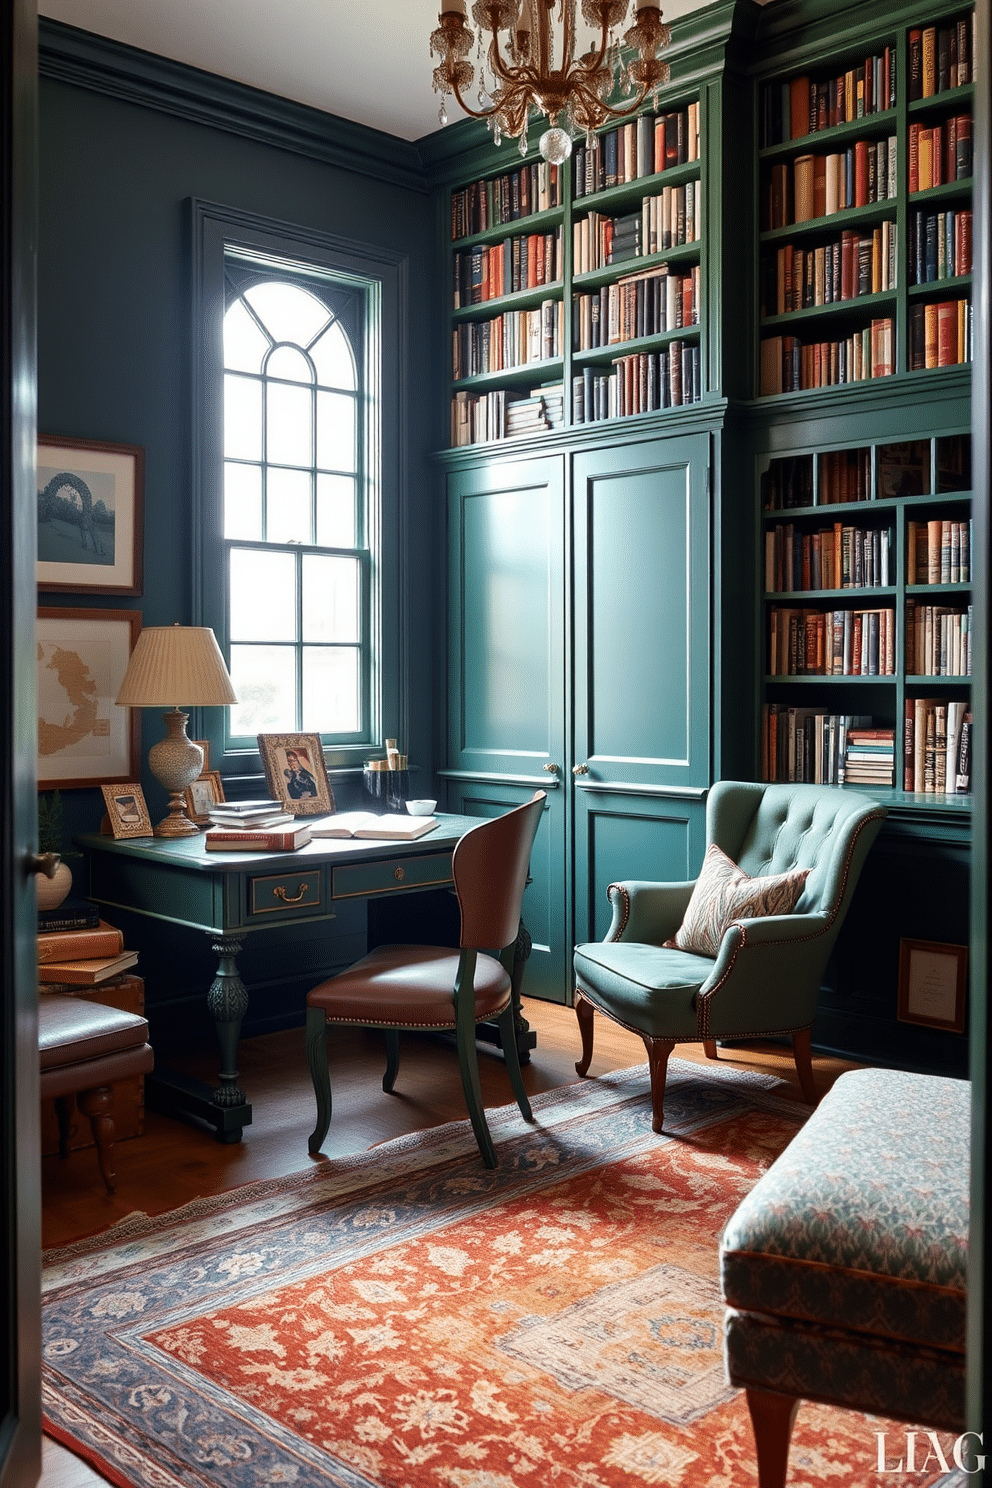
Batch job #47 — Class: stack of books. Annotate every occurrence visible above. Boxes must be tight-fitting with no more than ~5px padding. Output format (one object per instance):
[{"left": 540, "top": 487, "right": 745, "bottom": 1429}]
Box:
[
  {"left": 203, "top": 799, "right": 312, "bottom": 851},
  {"left": 504, "top": 385, "right": 565, "bottom": 440},
  {"left": 38, "top": 912, "right": 138, "bottom": 988},
  {"left": 842, "top": 726, "right": 895, "bottom": 786}
]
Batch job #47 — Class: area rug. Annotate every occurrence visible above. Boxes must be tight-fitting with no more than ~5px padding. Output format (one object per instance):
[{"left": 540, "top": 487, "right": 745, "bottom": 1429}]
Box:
[{"left": 42, "top": 1060, "right": 953, "bottom": 1488}]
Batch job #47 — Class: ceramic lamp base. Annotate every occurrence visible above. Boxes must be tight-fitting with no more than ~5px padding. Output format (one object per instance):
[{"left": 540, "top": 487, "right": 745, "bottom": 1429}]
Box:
[{"left": 148, "top": 709, "right": 204, "bottom": 838}]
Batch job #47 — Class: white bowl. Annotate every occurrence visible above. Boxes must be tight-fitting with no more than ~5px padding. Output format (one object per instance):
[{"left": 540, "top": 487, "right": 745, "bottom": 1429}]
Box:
[{"left": 406, "top": 799, "right": 436, "bottom": 816}]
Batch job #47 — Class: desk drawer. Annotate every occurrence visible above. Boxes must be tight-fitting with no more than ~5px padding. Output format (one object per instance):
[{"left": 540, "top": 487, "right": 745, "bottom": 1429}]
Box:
[
  {"left": 333, "top": 852, "right": 453, "bottom": 899},
  {"left": 248, "top": 869, "right": 323, "bottom": 917}
]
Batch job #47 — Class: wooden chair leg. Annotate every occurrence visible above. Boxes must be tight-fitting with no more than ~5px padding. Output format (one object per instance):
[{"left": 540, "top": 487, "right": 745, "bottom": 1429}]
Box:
[
  {"left": 497, "top": 1003, "right": 533, "bottom": 1122},
  {"left": 53, "top": 1094, "right": 76, "bottom": 1159},
  {"left": 703, "top": 1039, "right": 718, "bottom": 1060},
  {"left": 792, "top": 1027, "right": 818, "bottom": 1105},
  {"left": 382, "top": 1029, "right": 400, "bottom": 1093},
  {"left": 454, "top": 950, "right": 498, "bottom": 1168},
  {"left": 76, "top": 1085, "right": 116, "bottom": 1194},
  {"left": 745, "top": 1386, "right": 800, "bottom": 1488},
  {"left": 642, "top": 1036, "right": 677, "bottom": 1133},
  {"left": 574, "top": 992, "right": 596, "bottom": 1076},
  {"left": 305, "top": 1004, "right": 333, "bottom": 1154}
]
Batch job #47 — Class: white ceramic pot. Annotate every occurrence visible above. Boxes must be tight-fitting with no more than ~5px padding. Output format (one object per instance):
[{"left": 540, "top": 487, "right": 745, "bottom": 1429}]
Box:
[{"left": 36, "top": 860, "right": 73, "bottom": 912}]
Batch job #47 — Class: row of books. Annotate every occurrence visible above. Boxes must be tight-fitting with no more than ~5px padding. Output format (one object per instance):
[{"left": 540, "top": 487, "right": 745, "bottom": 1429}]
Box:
[
  {"left": 759, "top": 50, "right": 896, "bottom": 149},
  {"left": 764, "top": 523, "right": 892, "bottom": 594},
  {"left": 449, "top": 384, "right": 565, "bottom": 448},
  {"left": 908, "top": 298, "right": 972, "bottom": 371},
  {"left": 908, "top": 115, "right": 972, "bottom": 193},
  {"left": 452, "top": 229, "right": 563, "bottom": 309},
  {"left": 761, "top": 710, "right": 890, "bottom": 787},
  {"left": 572, "top": 183, "right": 702, "bottom": 274},
  {"left": 450, "top": 161, "right": 562, "bottom": 240},
  {"left": 572, "top": 104, "right": 701, "bottom": 197},
  {"left": 762, "top": 224, "right": 897, "bottom": 318},
  {"left": 905, "top": 602, "right": 972, "bottom": 677},
  {"left": 571, "top": 345, "right": 701, "bottom": 424},
  {"left": 908, "top": 207, "right": 972, "bottom": 285},
  {"left": 762, "top": 138, "right": 896, "bottom": 232},
  {"left": 451, "top": 300, "right": 564, "bottom": 381},
  {"left": 761, "top": 449, "right": 872, "bottom": 511},
  {"left": 768, "top": 606, "right": 896, "bottom": 677},
  {"left": 907, "top": 518, "right": 972, "bottom": 585},
  {"left": 38, "top": 912, "right": 138, "bottom": 987},
  {"left": 904, "top": 699, "right": 971, "bottom": 794},
  {"left": 759, "top": 320, "right": 894, "bottom": 396},
  {"left": 572, "top": 267, "right": 699, "bottom": 351},
  {"left": 908, "top": 19, "right": 975, "bottom": 101}
]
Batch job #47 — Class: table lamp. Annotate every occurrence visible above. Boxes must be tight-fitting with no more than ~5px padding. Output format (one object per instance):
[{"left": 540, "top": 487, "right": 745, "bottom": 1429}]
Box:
[{"left": 115, "top": 624, "right": 237, "bottom": 838}]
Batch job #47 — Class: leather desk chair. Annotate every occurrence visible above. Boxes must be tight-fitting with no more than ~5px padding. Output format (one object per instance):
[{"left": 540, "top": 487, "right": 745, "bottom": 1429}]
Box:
[
  {"left": 39, "top": 994, "right": 154, "bottom": 1193},
  {"left": 573, "top": 780, "right": 887, "bottom": 1131},
  {"left": 305, "top": 790, "right": 546, "bottom": 1168}
]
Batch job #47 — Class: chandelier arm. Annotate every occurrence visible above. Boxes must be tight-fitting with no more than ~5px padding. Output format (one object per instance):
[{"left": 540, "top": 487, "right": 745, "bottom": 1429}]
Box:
[{"left": 448, "top": 73, "right": 508, "bottom": 120}]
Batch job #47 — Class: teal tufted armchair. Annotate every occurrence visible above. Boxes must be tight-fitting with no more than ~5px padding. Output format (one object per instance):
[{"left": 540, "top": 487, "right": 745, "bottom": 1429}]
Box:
[{"left": 573, "top": 781, "right": 887, "bottom": 1131}]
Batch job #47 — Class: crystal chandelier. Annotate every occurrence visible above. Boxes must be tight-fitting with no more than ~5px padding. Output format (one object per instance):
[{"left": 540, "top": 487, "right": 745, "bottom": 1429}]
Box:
[{"left": 430, "top": 0, "right": 672, "bottom": 166}]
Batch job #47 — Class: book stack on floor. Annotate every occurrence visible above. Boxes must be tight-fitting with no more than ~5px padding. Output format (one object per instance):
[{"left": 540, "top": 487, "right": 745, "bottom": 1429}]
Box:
[
  {"left": 37, "top": 899, "right": 147, "bottom": 1155},
  {"left": 203, "top": 799, "right": 313, "bottom": 851}
]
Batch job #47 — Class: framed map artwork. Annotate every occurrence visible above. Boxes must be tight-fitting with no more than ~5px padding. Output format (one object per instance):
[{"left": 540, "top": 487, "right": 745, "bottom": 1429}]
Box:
[
  {"left": 37, "top": 436, "right": 144, "bottom": 595},
  {"left": 37, "top": 608, "right": 143, "bottom": 789}
]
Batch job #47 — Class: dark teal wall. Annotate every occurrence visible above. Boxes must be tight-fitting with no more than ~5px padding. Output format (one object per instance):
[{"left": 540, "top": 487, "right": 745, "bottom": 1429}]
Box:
[{"left": 37, "top": 51, "right": 437, "bottom": 845}]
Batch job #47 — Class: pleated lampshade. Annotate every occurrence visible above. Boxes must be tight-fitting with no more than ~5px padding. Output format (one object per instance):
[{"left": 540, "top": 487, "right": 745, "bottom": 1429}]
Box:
[{"left": 115, "top": 625, "right": 237, "bottom": 708}]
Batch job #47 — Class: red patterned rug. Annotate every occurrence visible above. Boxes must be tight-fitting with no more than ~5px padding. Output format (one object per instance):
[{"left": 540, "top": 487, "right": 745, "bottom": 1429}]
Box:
[{"left": 42, "top": 1061, "right": 952, "bottom": 1487}]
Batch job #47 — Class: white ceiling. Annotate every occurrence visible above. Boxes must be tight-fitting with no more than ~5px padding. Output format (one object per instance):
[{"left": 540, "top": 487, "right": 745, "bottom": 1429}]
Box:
[{"left": 37, "top": 0, "right": 741, "bottom": 143}]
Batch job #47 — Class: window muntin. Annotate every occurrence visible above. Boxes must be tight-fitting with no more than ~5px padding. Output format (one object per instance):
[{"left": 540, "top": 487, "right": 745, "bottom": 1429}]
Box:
[{"left": 222, "top": 266, "right": 368, "bottom": 747}]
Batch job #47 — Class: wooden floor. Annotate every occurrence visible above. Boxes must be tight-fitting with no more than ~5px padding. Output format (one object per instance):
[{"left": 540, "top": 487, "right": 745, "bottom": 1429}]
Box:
[{"left": 40, "top": 999, "right": 864, "bottom": 1488}]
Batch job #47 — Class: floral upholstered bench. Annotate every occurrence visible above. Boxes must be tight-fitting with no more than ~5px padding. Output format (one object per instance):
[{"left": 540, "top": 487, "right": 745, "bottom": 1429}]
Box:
[{"left": 720, "top": 1066, "right": 968, "bottom": 1486}]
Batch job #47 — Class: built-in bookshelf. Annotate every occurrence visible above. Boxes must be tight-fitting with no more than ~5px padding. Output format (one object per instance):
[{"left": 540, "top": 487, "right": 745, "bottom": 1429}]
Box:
[
  {"left": 446, "top": 94, "right": 704, "bottom": 447},
  {"left": 756, "top": 8, "right": 975, "bottom": 396},
  {"left": 759, "top": 429, "right": 972, "bottom": 798}
]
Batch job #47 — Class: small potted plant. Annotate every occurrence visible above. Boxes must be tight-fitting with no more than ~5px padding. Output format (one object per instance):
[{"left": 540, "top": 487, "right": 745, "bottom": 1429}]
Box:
[{"left": 36, "top": 790, "right": 79, "bottom": 911}]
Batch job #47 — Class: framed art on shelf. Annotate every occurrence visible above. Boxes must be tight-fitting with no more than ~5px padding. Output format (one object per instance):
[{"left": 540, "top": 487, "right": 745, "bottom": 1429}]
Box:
[
  {"left": 100, "top": 783, "right": 153, "bottom": 839},
  {"left": 897, "top": 939, "right": 968, "bottom": 1035},
  {"left": 185, "top": 770, "right": 225, "bottom": 825},
  {"left": 37, "top": 435, "right": 144, "bottom": 595},
  {"left": 257, "top": 733, "right": 335, "bottom": 816},
  {"left": 37, "top": 608, "right": 142, "bottom": 789}
]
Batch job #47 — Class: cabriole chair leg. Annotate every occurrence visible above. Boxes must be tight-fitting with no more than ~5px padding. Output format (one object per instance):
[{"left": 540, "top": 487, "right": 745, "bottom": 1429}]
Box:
[
  {"left": 383, "top": 1029, "right": 400, "bottom": 1093},
  {"left": 643, "top": 1036, "right": 677, "bottom": 1133},
  {"left": 306, "top": 1004, "right": 332, "bottom": 1154},
  {"left": 574, "top": 991, "right": 596, "bottom": 1076},
  {"left": 745, "top": 1386, "right": 800, "bottom": 1488}
]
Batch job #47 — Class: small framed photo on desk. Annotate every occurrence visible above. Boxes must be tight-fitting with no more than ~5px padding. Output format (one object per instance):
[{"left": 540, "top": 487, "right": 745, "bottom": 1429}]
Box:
[
  {"left": 257, "top": 732, "right": 335, "bottom": 816},
  {"left": 185, "top": 770, "right": 225, "bottom": 825},
  {"left": 101, "top": 782, "right": 153, "bottom": 839},
  {"left": 897, "top": 939, "right": 968, "bottom": 1034}
]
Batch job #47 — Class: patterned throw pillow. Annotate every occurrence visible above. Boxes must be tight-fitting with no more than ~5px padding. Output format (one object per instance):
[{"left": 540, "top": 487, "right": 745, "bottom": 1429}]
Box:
[{"left": 665, "top": 843, "right": 810, "bottom": 958}]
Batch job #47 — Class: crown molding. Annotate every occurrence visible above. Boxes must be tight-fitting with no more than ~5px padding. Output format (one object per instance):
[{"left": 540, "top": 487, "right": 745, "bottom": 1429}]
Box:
[{"left": 38, "top": 17, "right": 429, "bottom": 194}]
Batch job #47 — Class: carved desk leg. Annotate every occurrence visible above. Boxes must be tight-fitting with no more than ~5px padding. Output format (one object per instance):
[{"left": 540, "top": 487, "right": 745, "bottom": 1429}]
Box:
[{"left": 208, "top": 935, "right": 250, "bottom": 1118}]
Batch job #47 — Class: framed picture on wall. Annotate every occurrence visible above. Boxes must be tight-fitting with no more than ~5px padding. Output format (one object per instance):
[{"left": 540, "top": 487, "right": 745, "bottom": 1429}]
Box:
[
  {"left": 257, "top": 733, "right": 335, "bottom": 816},
  {"left": 37, "top": 435, "right": 144, "bottom": 595},
  {"left": 897, "top": 939, "right": 968, "bottom": 1034},
  {"left": 37, "top": 607, "right": 142, "bottom": 789}
]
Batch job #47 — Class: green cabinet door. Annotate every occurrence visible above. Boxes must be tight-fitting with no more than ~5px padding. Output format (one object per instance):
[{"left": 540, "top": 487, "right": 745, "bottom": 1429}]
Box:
[
  {"left": 571, "top": 432, "right": 711, "bottom": 947},
  {"left": 445, "top": 453, "right": 568, "bottom": 1002}
]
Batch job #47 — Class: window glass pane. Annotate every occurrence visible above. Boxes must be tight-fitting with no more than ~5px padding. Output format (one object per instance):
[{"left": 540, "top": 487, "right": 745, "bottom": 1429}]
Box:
[
  {"left": 303, "top": 554, "right": 359, "bottom": 642},
  {"left": 316, "top": 473, "right": 356, "bottom": 548},
  {"left": 311, "top": 321, "right": 356, "bottom": 390},
  {"left": 316, "top": 390, "right": 356, "bottom": 473},
  {"left": 245, "top": 282, "right": 330, "bottom": 346},
  {"left": 224, "top": 462, "right": 262, "bottom": 540},
  {"left": 266, "top": 468, "right": 312, "bottom": 545},
  {"left": 229, "top": 548, "right": 297, "bottom": 642},
  {"left": 302, "top": 646, "right": 360, "bottom": 734},
  {"left": 229, "top": 644, "right": 296, "bottom": 735},
  {"left": 267, "top": 344, "right": 313, "bottom": 384},
  {"left": 224, "top": 374, "right": 262, "bottom": 460},
  {"left": 224, "top": 299, "right": 270, "bottom": 374},
  {"left": 267, "top": 382, "right": 313, "bottom": 467}
]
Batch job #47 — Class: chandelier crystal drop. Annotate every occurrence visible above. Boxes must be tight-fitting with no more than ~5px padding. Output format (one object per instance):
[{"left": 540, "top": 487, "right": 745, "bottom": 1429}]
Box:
[{"left": 430, "top": 0, "right": 672, "bottom": 163}]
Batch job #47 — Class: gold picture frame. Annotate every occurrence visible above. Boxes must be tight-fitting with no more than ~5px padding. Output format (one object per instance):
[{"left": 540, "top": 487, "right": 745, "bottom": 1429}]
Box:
[
  {"left": 257, "top": 733, "right": 335, "bottom": 816},
  {"left": 193, "top": 739, "right": 210, "bottom": 773},
  {"left": 101, "top": 782, "right": 153, "bottom": 839},
  {"left": 184, "top": 770, "right": 225, "bottom": 825},
  {"left": 897, "top": 938, "right": 968, "bottom": 1034}
]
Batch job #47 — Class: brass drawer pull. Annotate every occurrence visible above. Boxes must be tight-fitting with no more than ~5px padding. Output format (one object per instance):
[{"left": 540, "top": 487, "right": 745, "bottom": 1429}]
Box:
[
  {"left": 273, "top": 882, "right": 309, "bottom": 904},
  {"left": 394, "top": 866, "right": 405, "bottom": 881}
]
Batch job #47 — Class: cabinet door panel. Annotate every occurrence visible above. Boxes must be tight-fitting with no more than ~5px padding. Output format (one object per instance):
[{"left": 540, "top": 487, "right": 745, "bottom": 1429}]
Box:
[
  {"left": 447, "top": 455, "right": 565, "bottom": 776},
  {"left": 572, "top": 433, "right": 710, "bottom": 788},
  {"left": 574, "top": 790, "right": 707, "bottom": 948}
]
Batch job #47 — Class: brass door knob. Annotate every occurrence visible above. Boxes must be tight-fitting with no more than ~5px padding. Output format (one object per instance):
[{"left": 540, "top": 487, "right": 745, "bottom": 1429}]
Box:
[
  {"left": 543, "top": 762, "right": 560, "bottom": 773},
  {"left": 29, "top": 851, "right": 61, "bottom": 879},
  {"left": 572, "top": 763, "right": 590, "bottom": 776}
]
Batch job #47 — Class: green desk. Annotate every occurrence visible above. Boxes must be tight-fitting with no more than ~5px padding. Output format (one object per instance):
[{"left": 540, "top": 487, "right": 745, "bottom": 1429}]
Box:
[{"left": 76, "top": 815, "right": 535, "bottom": 1142}]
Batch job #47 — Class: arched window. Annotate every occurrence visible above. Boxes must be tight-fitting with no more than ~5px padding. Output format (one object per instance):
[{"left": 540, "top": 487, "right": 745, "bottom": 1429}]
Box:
[{"left": 221, "top": 266, "right": 368, "bottom": 744}]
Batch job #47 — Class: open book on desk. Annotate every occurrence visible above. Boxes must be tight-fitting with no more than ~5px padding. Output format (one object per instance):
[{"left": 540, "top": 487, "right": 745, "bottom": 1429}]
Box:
[{"left": 309, "top": 811, "right": 439, "bottom": 841}]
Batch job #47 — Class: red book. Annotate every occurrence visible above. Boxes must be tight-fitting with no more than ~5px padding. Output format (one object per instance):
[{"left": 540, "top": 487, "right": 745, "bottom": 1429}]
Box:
[
  {"left": 937, "top": 301, "right": 958, "bottom": 365},
  {"left": 790, "top": 76, "right": 811, "bottom": 139},
  {"left": 854, "top": 139, "right": 869, "bottom": 207}
]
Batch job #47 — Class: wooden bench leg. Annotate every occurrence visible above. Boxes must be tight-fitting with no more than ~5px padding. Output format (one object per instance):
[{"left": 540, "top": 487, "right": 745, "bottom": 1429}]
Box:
[
  {"left": 745, "top": 1386, "right": 800, "bottom": 1488},
  {"left": 77, "top": 1085, "right": 117, "bottom": 1194}
]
